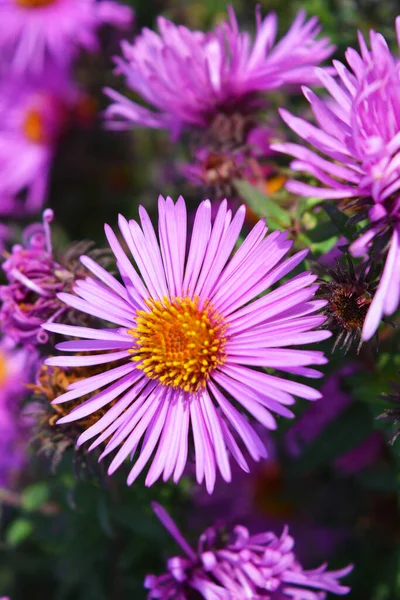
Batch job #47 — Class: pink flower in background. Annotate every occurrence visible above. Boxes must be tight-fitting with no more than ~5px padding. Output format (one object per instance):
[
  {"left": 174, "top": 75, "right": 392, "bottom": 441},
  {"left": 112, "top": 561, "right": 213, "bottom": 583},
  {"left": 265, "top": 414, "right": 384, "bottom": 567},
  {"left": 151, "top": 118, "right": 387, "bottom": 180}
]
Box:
[
  {"left": 105, "top": 7, "right": 333, "bottom": 138},
  {"left": 272, "top": 24, "right": 400, "bottom": 341},
  {"left": 0, "top": 0, "right": 133, "bottom": 74},
  {"left": 0, "top": 337, "right": 37, "bottom": 489},
  {"left": 145, "top": 502, "right": 352, "bottom": 599},
  {"left": 0, "top": 71, "right": 78, "bottom": 214},
  {"left": 44, "top": 196, "right": 330, "bottom": 492},
  {"left": 1, "top": 210, "right": 70, "bottom": 344},
  {"left": 285, "top": 366, "right": 385, "bottom": 474}
]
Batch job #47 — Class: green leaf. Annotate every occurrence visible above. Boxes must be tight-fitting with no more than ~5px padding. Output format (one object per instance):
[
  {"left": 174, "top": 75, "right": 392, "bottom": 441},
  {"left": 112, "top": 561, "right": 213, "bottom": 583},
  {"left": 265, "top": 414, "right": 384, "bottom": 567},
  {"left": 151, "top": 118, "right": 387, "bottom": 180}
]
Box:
[
  {"left": 6, "top": 518, "right": 34, "bottom": 547},
  {"left": 21, "top": 483, "right": 49, "bottom": 512},
  {"left": 234, "top": 180, "right": 291, "bottom": 228}
]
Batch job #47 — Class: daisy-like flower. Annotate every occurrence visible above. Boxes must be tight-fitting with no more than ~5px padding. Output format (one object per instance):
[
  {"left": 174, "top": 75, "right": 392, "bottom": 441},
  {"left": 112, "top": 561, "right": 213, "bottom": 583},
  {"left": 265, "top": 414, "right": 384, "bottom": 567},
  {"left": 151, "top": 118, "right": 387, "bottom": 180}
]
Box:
[
  {"left": 144, "top": 502, "right": 352, "bottom": 599},
  {"left": 105, "top": 7, "right": 333, "bottom": 139},
  {"left": 0, "top": 71, "right": 78, "bottom": 214},
  {"left": 0, "top": 0, "right": 133, "bottom": 75},
  {"left": 43, "top": 196, "right": 330, "bottom": 492},
  {"left": 272, "top": 24, "right": 400, "bottom": 341},
  {"left": 0, "top": 337, "right": 38, "bottom": 488}
]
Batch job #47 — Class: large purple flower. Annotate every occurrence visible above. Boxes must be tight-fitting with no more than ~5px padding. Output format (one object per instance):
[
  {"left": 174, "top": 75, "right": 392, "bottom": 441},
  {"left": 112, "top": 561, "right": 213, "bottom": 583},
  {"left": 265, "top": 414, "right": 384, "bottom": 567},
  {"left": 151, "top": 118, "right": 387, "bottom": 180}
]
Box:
[
  {"left": 0, "top": 70, "right": 78, "bottom": 214},
  {"left": 105, "top": 7, "right": 333, "bottom": 139},
  {"left": 0, "top": 337, "right": 37, "bottom": 488},
  {"left": 272, "top": 25, "right": 400, "bottom": 341},
  {"left": 0, "top": 0, "right": 133, "bottom": 75},
  {"left": 145, "top": 503, "right": 352, "bottom": 599},
  {"left": 43, "top": 196, "right": 330, "bottom": 492}
]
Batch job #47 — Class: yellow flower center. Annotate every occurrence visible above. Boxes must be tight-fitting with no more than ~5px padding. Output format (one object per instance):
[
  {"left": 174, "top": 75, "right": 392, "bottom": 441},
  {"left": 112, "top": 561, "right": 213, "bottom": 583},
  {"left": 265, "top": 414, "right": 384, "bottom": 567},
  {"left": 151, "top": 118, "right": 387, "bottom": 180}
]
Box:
[
  {"left": 129, "top": 296, "right": 227, "bottom": 393},
  {"left": 17, "top": 0, "right": 55, "bottom": 8},
  {"left": 0, "top": 353, "right": 8, "bottom": 387},
  {"left": 23, "top": 108, "right": 46, "bottom": 143}
]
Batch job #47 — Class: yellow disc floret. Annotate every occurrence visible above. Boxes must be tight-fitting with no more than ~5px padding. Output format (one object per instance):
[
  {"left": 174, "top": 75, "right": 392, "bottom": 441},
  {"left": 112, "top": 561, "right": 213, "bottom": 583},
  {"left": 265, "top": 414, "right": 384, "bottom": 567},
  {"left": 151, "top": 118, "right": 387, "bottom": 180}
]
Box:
[
  {"left": 23, "top": 108, "right": 46, "bottom": 143},
  {"left": 129, "top": 296, "right": 227, "bottom": 393},
  {"left": 17, "top": 0, "right": 55, "bottom": 9}
]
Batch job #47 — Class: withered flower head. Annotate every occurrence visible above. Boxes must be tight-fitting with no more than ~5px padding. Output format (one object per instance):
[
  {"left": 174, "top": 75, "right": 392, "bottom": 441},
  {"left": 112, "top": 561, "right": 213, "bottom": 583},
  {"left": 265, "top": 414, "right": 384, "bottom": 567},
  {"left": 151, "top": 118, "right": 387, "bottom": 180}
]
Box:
[
  {"left": 317, "top": 254, "right": 379, "bottom": 353},
  {"left": 30, "top": 360, "right": 117, "bottom": 477}
]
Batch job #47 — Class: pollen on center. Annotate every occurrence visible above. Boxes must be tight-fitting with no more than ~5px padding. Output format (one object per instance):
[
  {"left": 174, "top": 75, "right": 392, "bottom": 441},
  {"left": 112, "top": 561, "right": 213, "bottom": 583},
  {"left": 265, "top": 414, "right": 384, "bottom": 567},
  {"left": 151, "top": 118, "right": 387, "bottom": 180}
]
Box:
[
  {"left": 128, "top": 296, "right": 227, "bottom": 393},
  {"left": 23, "top": 108, "right": 46, "bottom": 143}
]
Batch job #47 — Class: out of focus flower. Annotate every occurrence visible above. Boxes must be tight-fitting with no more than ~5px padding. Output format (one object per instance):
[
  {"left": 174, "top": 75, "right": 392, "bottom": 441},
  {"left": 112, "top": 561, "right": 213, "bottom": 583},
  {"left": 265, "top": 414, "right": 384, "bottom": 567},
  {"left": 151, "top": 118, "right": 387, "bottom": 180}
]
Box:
[
  {"left": 105, "top": 7, "right": 333, "bottom": 139},
  {"left": 180, "top": 122, "right": 276, "bottom": 196},
  {"left": 0, "top": 209, "right": 109, "bottom": 345},
  {"left": 285, "top": 367, "right": 355, "bottom": 459},
  {"left": 43, "top": 196, "right": 330, "bottom": 492},
  {"left": 286, "top": 366, "right": 385, "bottom": 475},
  {"left": 316, "top": 255, "right": 379, "bottom": 353},
  {"left": 0, "top": 337, "right": 37, "bottom": 488},
  {"left": 0, "top": 72, "right": 78, "bottom": 214},
  {"left": 0, "top": 0, "right": 133, "bottom": 75},
  {"left": 272, "top": 25, "right": 400, "bottom": 341},
  {"left": 145, "top": 502, "right": 351, "bottom": 599}
]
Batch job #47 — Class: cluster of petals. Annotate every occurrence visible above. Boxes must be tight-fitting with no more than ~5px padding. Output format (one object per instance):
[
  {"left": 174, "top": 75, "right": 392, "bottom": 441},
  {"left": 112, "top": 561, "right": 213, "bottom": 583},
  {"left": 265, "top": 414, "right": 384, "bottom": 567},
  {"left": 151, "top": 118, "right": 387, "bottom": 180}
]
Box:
[
  {"left": 145, "top": 502, "right": 352, "bottom": 599},
  {"left": 272, "top": 24, "right": 400, "bottom": 340},
  {"left": 0, "top": 70, "right": 79, "bottom": 214},
  {"left": 44, "top": 196, "right": 330, "bottom": 493},
  {"left": 105, "top": 7, "right": 334, "bottom": 138},
  {"left": 0, "top": 0, "right": 133, "bottom": 75},
  {"left": 0, "top": 209, "right": 69, "bottom": 344},
  {"left": 0, "top": 337, "right": 37, "bottom": 488}
]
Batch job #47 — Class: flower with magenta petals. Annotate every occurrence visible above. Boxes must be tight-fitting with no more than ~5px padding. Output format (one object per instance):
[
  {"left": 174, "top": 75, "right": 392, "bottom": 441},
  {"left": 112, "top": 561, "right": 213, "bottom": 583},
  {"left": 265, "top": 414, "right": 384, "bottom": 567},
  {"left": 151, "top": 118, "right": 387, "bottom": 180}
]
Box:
[
  {"left": 0, "top": 337, "right": 38, "bottom": 488},
  {"left": 43, "top": 196, "right": 330, "bottom": 492},
  {"left": 0, "top": 0, "right": 133, "bottom": 75},
  {"left": 145, "top": 502, "right": 352, "bottom": 599},
  {"left": 105, "top": 7, "right": 333, "bottom": 139},
  {"left": 0, "top": 210, "right": 70, "bottom": 344},
  {"left": 272, "top": 23, "right": 400, "bottom": 341},
  {"left": 0, "top": 71, "right": 78, "bottom": 214},
  {"left": 0, "top": 209, "right": 107, "bottom": 345}
]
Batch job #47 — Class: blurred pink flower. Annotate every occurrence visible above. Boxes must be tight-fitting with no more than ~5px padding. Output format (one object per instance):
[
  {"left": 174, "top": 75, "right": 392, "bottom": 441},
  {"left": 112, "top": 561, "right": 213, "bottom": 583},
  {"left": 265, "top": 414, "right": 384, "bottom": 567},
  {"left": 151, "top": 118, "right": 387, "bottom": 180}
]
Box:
[
  {"left": 0, "top": 0, "right": 133, "bottom": 74},
  {"left": 0, "top": 336, "right": 38, "bottom": 488},
  {"left": 0, "top": 70, "right": 78, "bottom": 214}
]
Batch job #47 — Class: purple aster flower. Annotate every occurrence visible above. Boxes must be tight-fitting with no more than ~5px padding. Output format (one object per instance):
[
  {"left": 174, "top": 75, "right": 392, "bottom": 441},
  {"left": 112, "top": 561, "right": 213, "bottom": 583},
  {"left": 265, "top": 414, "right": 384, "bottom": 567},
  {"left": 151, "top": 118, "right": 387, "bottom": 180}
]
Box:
[
  {"left": 104, "top": 7, "right": 333, "bottom": 139},
  {"left": 0, "top": 210, "right": 68, "bottom": 344},
  {"left": 0, "top": 71, "right": 78, "bottom": 214},
  {"left": 272, "top": 24, "right": 400, "bottom": 341},
  {"left": 0, "top": 0, "right": 133, "bottom": 75},
  {"left": 0, "top": 209, "right": 107, "bottom": 345},
  {"left": 0, "top": 336, "right": 38, "bottom": 488},
  {"left": 43, "top": 196, "right": 330, "bottom": 492},
  {"left": 144, "top": 502, "right": 352, "bottom": 599}
]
